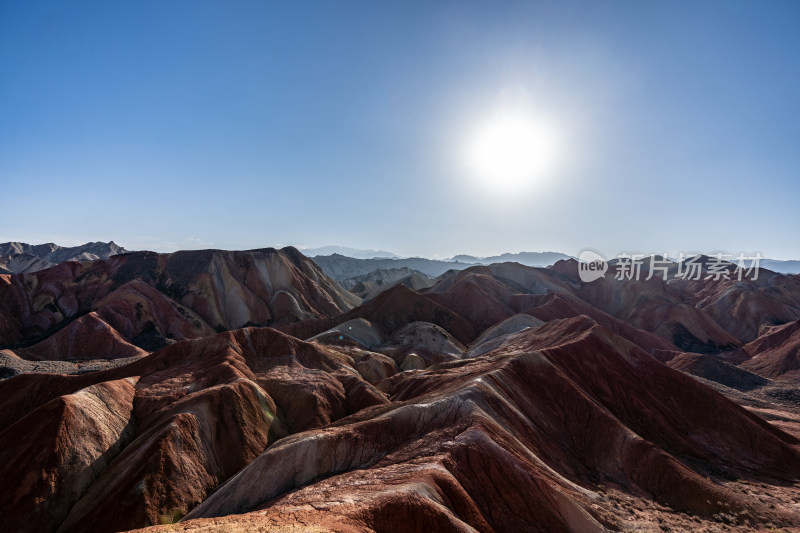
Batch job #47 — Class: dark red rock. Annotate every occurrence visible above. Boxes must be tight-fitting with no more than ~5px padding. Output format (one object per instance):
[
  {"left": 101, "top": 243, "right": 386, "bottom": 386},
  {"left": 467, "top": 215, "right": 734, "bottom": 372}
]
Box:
[
  {"left": 15, "top": 312, "right": 147, "bottom": 361},
  {"left": 4, "top": 257, "right": 800, "bottom": 533},
  {"left": 671, "top": 269, "right": 800, "bottom": 343},
  {"left": 0, "top": 378, "right": 137, "bottom": 533},
  {"left": 281, "top": 284, "right": 478, "bottom": 344},
  {"left": 0, "top": 248, "right": 358, "bottom": 348},
  {"left": 0, "top": 273, "right": 31, "bottom": 344},
  {"left": 667, "top": 351, "right": 771, "bottom": 390},
  {"left": 149, "top": 318, "right": 800, "bottom": 533},
  {"left": 518, "top": 291, "right": 676, "bottom": 354},
  {"left": 736, "top": 318, "right": 800, "bottom": 379},
  {"left": 0, "top": 327, "right": 387, "bottom": 532},
  {"left": 94, "top": 280, "right": 216, "bottom": 342}
]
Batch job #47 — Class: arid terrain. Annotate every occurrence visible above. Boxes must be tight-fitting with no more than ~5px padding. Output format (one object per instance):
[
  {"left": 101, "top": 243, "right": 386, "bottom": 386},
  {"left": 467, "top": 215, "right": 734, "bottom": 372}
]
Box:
[{"left": 1, "top": 246, "right": 800, "bottom": 532}]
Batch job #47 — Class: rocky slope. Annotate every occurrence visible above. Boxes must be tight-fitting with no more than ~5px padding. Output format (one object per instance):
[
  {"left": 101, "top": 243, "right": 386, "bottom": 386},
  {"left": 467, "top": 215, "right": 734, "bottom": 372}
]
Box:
[
  {"left": 735, "top": 318, "right": 800, "bottom": 379},
  {"left": 0, "top": 247, "right": 359, "bottom": 359},
  {"left": 14, "top": 312, "right": 147, "bottom": 361},
  {"left": 133, "top": 318, "right": 800, "bottom": 533},
  {"left": 0, "top": 253, "right": 55, "bottom": 274},
  {"left": 2, "top": 252, "right": 800, "bottom": 532},
  {"left": 341, "top": 267, "right": 435, "bottom": 300},
  {"left": 0, "top": 327, "right": 387, "bottom": 532},
  {"left": 666, "top": 351, "right": 771, "bottom": 391}
]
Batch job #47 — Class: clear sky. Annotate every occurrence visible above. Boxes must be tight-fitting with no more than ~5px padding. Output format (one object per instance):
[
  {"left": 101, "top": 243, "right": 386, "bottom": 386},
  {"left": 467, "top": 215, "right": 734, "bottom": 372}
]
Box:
[{"left": 1, "top": 1, "right": 798, "bottom": 259}]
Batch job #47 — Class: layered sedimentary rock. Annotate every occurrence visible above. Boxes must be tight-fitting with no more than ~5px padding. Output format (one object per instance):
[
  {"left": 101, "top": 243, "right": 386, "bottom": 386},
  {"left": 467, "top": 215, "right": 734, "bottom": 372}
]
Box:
[
  {"left": 341, "top": 267, "right": 434, "bottom": 300},
  {"left": 666, "top": 351, "right": 771, "bottom": 391},
  {"left": 0, "top": 327, "right": 386, "bottom": 532},
  {"left": 14, "top": 312, "right": 147, "bottom": 361},
  {"left": 2, "top": 253, "right": 800, "bottom": 532},
  {"left": 0, "top": 248, "right": 359, "bottom": 355},
  {"left": 133, "top": 318, "right": 800, "bottom": 533},
  {"left": 0, "top": 378, "right": 137, "bottom": 533},
  {"left": 736, "top": 318, "right": 800, "bottom": 379}
]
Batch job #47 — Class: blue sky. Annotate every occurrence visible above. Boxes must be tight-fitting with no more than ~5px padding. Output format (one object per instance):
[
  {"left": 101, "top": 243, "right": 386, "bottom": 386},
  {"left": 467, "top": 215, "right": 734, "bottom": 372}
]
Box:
[{"left": 1, "top": 1, "right": 798, "bottom": 259}]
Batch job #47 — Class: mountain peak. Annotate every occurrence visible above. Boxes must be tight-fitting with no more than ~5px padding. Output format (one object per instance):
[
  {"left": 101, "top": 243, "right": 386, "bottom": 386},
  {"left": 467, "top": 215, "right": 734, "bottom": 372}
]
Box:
[{"left": 0, "top": 241, "right": 129, "bottom": 274}]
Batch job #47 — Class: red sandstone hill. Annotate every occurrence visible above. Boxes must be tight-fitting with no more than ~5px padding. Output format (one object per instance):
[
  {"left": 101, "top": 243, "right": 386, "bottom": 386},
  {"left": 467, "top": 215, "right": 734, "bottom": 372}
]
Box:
[
  {"left": 671, "top": 268, "right": 800, "bottom": 343},
  {"left": 121, "top": 317, "right": 800, "bottom": 533},
  {"left": 93, "top": 280, "right": 217, "bottom": 344},
  {"left": 428, "top": 267, "right": 677, "bottom": 355},
  {"left": 0, "top": 247, "right": 359, "bottom": 355},
  {"left": 419, "top": 261, "right": 743, "bottom": 354},
  {"left": 0, "top": 327, "right": 387, "bottom": 533},
  {"left": 424, "top": 268, "right": 521, "bottom": 331},
  {"left": 665, "top": 351, "right": 771, "bottom": 391},
  {"left": 14, "top": 312, "right": 147, "bottom": 361},
  {"left": 561, "top": 263, "right": 741, "bottom": 354},
  {"left": 4, "top": 254, "right": 800, "bottom": 532},
  {"left": 551, "top": 257, "right": 800, "bottom": 347},
  {"left": 278, "top": 283, "right": 479, "bottom": 345},
  {"left": 518, "top": 291, "right": 676, "bottom": 354},
  {"left": 735, "top": 318, "right": 800, "bottom": 379},
  {"left": 2, "top": 301, "right": 800, "bottom": 531},
  {"left": 267, "top": 259, "right": 796, "bottom": 363},
  {"left": 283, "top": 264, "right": 674, "bottom": 358}
]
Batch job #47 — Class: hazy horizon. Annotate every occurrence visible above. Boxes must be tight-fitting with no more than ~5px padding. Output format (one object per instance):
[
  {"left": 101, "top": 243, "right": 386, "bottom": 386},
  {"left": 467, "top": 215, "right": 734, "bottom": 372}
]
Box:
[{"left": 2, "top": 1, "right": 799, "bottom": 259}]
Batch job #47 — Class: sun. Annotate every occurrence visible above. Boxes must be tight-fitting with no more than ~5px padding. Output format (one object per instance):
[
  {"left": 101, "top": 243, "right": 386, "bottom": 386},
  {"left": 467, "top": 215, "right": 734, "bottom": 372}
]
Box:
[{"left": 464, "top": 111, "right": 558, "bottom": 194}]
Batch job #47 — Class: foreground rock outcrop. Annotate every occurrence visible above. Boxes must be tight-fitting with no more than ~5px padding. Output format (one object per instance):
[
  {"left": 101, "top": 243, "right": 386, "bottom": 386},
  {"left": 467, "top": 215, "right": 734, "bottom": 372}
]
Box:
[
  {"left": 0, "top": 327, "right": 386, "bottom": 532},
  {"left": 131, "top": 318, "right": 800, "bottom": 533},
  {"left": 0, "top": 377, "right": 137, "bottom": 532}
]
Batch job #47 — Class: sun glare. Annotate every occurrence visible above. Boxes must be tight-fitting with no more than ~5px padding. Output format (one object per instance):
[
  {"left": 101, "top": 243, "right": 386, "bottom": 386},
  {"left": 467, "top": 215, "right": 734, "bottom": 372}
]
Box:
[{"left": 464, "top": 111, "right": 558, "bottom": 194}]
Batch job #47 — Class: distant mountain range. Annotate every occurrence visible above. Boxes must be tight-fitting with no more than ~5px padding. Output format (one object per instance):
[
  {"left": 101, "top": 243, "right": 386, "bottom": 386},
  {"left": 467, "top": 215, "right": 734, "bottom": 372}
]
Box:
[
  {"left": 303, "top": 247, "right": 572, "bottom": 265},
  {"left": 3, "top": 242, "right": 799, "bottom": 280},
  {"left": 309, "top": 254, "right": 470, "bottom": 281},
  {"left": 761, "top": 259, "right": 800, "bottom": 274},
  {"left": 307, "top": 247, "right": 800, "bottom": 276},
  {"left": 0, "top": 241, "right": 127, "bottom": 274},
  {"left": 448, "top": 251, "right": 573, "bottom": 266},
  {"left": 300, "top": 246, "right": 400, "bottom": 259},
  {"left": 307, "top": 250, "right": 573, "bottom": 282}
]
